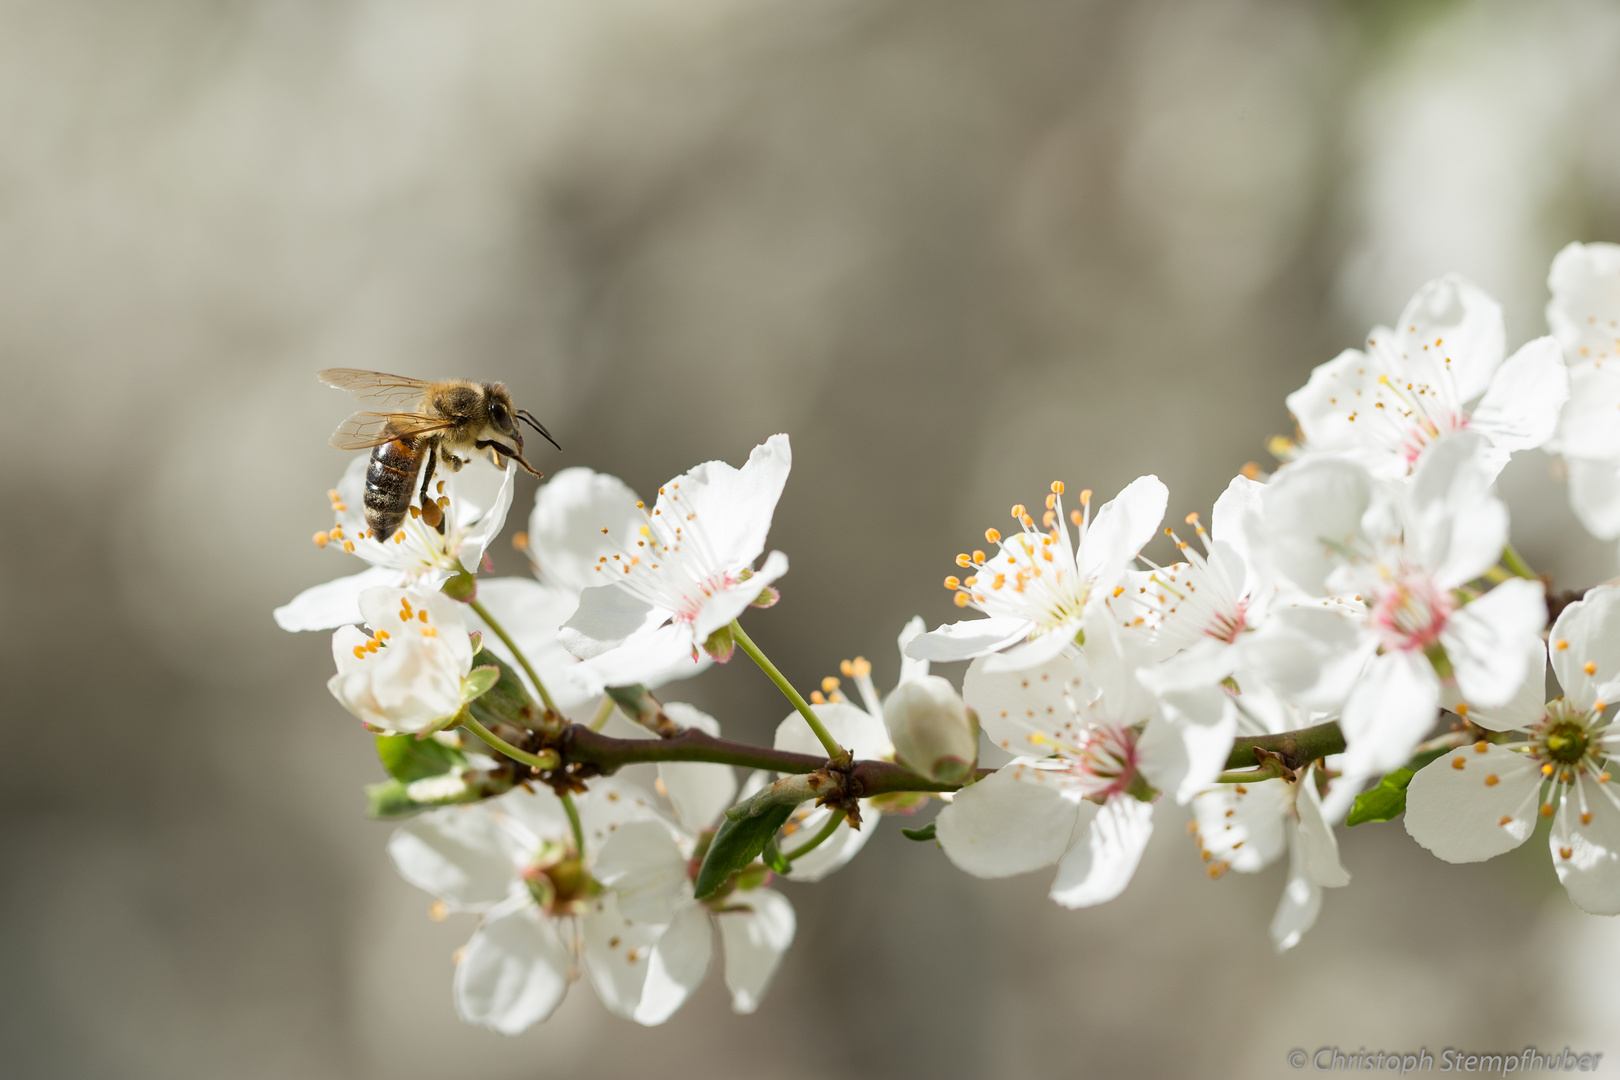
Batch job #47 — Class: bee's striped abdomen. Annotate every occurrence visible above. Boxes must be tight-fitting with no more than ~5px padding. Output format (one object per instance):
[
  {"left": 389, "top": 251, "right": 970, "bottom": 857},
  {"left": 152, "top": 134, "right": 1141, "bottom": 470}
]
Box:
[{"left": 364, "top": 436, "right": 425, "bottom": 542}]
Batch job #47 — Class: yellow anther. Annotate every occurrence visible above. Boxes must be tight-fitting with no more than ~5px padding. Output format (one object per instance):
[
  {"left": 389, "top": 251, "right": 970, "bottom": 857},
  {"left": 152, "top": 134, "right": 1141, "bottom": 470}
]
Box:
[
  {"left": 1451, "top": 757, "right": 1466, "bottom": 770},
  {"left": 365, "top": 638, "right": 379, "bottom": 653},
  {"left": 1070, "top": 510, "right": 1083, "bottom": 526},
  {"left": 375, "top": 629, "right": 389, "bottom": 641},
  {"left": 511, "top": 531, "right": 529, "bottom": 552},
  {"left": 1456, "top": 703, "right": 1469, "bottom": 716},
  {"left": 1561, "top": 846, "right": 1574, "bottom": 859},
  {"left": 1583, "top": 811, "right": 1594, "bottom": 825},
  {"left": 944, "top": 576, "right": 961, "bottom": 590},
  {"left": 1485, "top": 774, "right": 1499, "bottom": 786},
  {"left": 1011, "top": 504, "right": 1026, "bottom": 520},
  {"left": 1602, "top": 772, "right": 1613, "bottom": 783},
  {"left": 393, "top": 533, "right": 404, "bottom": 544},
  {"left": 342, "top": 540, "right": 355, "bottom": 553},
  {"left": 1051, "top": 481, "right": 1064, "bottom": 494},
  {"left": 821, "top": 676, "right": 841, "bottom": 694},
  {"left": 851, "top": 657, "right": 871, "bottom": 677},
  {"left": 437, "top": 481, "right": 446, "bottom": 495},
  {"left": 840, "top": 659, "right": 854, "bottom": 677},
  {"left": 1586, "top": 661, "right": 1598, "bottom": 676},
  {"left": 1185, "top": 512, "right": 1199, "bottom": 525},
  {"left": 985, "top": 528, "right": 1002, "bottom": 544},
  {"left": 1043, "top": 510, "right": 1056, "bottom": 527},
  {"left": 1474, "top": 741, "right": 1489, "bottom": 753},
  {"left": 1556, "top": 639, "right": 1569, "bottom": 650},
  {"left": 1079, "top": 489, "right": 1092, "bottom": 506},
  {"left": 1113, "top": 586, "right": 1124, "bottom": 597},
  {"left": 1541, "top": 803, "right": 1556, "bottom": 818},
  {"left": 419, "top": 610, "right": 429, "bottom": 623},
  {"left": 956, "top": 553, "right": 972, "bottom": 568},
  {"left": 954, "top": 592, "right": 971, "bottom": 607},
  {"left": 313, "top": 531, "right": 330, "bottom": 548},
  {"left": 330, "top": 525, "right": 344, "bottom": 540},
  {"left": 993, "top": 573, "right": 1006, "bottom": 589},
  {"left": 1499, "top": 815, "right": 1513, "bottom": 827},
  {"left": 352, "top": 645, "right": 366, "bottom": 659},
  {"left": 409, "top": 504, "right": 422, "bottom": 519},
  {"left": 1164, "top": 527, "right": 1174, "bottom": 536},
  {"left": 1543, "top": 763, "right": 1555, "bottom": 775},
  {"left": 964, "top": 575, "right": 978, "bottom": 586},
  {"left": 421, "top": 625, "right": 437, "bottom": 637},
  {"left": 429, "top": 900, "right": 449, "bottom": 922},
  {"left": 1596, "top": 701, "right": 1608, "bottom": 711},
  {"left": 810, "top": 690, "right": 826, "bottom": 704},
  {"left": 1241, "top": 462, "right": 1262, "bottom": 480},
  {"left": 1021, "top": 514, "right": 1034, "bottom": 528},
  {"left": 972, "top": 550, "right": 986, "bottom": 564},
  {"left": 1045, "top": 494, "right": 1056, "bottom": 511},
  {"left": 1563, "top": 770, "right": 1575, "bottom": 783}
]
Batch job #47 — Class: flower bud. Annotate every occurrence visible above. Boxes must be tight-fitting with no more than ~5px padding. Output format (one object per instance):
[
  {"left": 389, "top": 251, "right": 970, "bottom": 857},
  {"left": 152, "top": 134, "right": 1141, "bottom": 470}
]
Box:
[{"left": 882, "top": 675, "right": 978, "bottom": 783}]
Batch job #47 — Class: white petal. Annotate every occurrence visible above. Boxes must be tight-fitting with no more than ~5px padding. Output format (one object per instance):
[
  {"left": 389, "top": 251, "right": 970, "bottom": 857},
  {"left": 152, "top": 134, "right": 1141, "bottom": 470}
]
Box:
[
  {"left": 658, "top": 708, "right": 739, "bottom": 842},
  {"left": 1441, "top": 579, "right": 1545, "bottom": 708},
  {"left": 896, "top": 615, "right": 930, "bottom": 684},
  {"left": 906, "top": 617, "right": 1035, "bottom": 662},
  {"left": 1246, "top": 605, "right": 1374, "bottom": 711},
  {"left": 1079, "top": 475, "right": 1169, "bottom": 591},
  {"left": 570, "top": 777, "right": 673, "bottom": 850},
  {"left": 1546, "top": 242, "right": 1620, "bottom": 364},
  {"left": 1404, "top": 744, "right": 1540, "bottom": 862},
  {"left": 1270, "top": 822, "right": 1323, "bottom": 953},
  {"left": 274, "top": 566, "right": 398, "bottom": 631},
  {"left": 1551, "top": 584, "right": 1620, "bottom": 710},
  {"left": 470, "top": 577, "right": 604, "bottom": 716},
  {"left": 1470, "top": 337, "right": 1569, "bottom": 454},
  {"left": 1457, "top": 635, "right": 1547, "bottom": 732},
  {"left": 528, "top": 468, "right": 646, "bottom": 595},
  {"left": 1556, "top": 362, "right": 1620, "bottom": 460},
  {"left": 558, "top": 585, "right": 665, "bottom": 660},
  {"left": 1136, "top": 689, "right": 1236, "bottom": 804},
  {"left": 691, "top": 549, "right": 790, "bottom": 641},
  {"left": 977, "top": 621, "right": 1081, "bottom": 673},
  {"left": 1394, "top": 273, "right": 1505, "bottom": 403},
  {"left": 717, "top": 887, "right": 795, "bottom": 1014},
  {"left": 1286, "top": 346, "right": 1380, "bottom": 457},
  {"left": 593, "top": 821, "right": 689, "bottom": 925},
  {"left": 1210, "top": 474, "right": 1265, "bottom": 554},
  {"left": 1048, "top": 795, "right": 1154, "bottom": 908},
  {"left": 658, "top": 433, "right": 791, "bottom": 575},
  {"left": 776, "top": 806, "right": 874, "bottom": 882},
  {"left": 1406, "top": 431, "right": 1508, "bottom": 589},
  {"left": 934, "top": 763, "right": 1081, "bottom": 878},
  {"left": 634, "top": 903, "right": 712, "bottom": 1026},
  {"left": 492, "top": 784, "right": 573, "bottom": 849},
  {"left": 1552, "top": 777, "right": 1620, "bottom": 916},
  {"left": 580, "top": 892, "right": 667, "bottom": 1021},
  {"left": 331, "top": 624, "right": 371, "bottom": 675},
  {"left": 1258, "top": 458, "right": 1374, "bottom": 596},
  {"left": 1565, "top": 457, "right": 1620, "bottom": 541},
  {"left": 454, "top": 461, "right": 517, "bottom": 574},
  {"left": 963, "top": 653, "right": 1091, "bottom": 754},
  {"left": 573, "top": 623, "right": 705, "bottom": 690},
  {"left": 1339, "top": 651, "right": 1441, "bottom": 776},
  {"left": 1295, "top": 766, "right": 1350, "bottom": 888},
  {"left": 453, "top": 899, "right": 572, "bottom": 1034},
  {"left": 389, "top": 806, "right": 523, "bottom": 912},
  {"left": 1191, "top": 778, "right": 1290, "bottom": 873},
  {"left": 773, "top": 701, "right": 893, "bottom": 761}
]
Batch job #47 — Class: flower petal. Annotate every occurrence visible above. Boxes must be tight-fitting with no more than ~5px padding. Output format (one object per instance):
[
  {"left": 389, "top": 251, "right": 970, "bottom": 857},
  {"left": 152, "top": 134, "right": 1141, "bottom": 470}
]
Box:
[
  {"left": 453, "top": 898, "right": 573, "bottom": 1034},
  {"left": 1441, "top": 579, "right": 1545, "bottom": 708},
  {"left": 1285, "top": 347, "right": 1380, "bottom": 457},
  {"left": 274, "top": 565, "right": 397, "bottom": 632},
  {"left": 896, "top": 615, "right": 930, "bottom": 685},
  {"left": 1556, "top": 362, "right": 1620, "bottom": 460},
  {"left": 657, "top": 703, "right": 738, "bottom": 834},
  {"left": 1551, "top": 583, "right": 1620, "bottom": 711},
  {"left": 593, "top": 821, "right": 690, "bottom": 925},
  {"left": 469, "top": 577, "right": 604, "bottom": 715},
  {"left": 775, "top": 806, "right": 875, "bottom": 882},
  {"left": 773, "top": 702, "right": 893, "bottom": 761},
  {"left": 1339, "top": 650, "right": 1441, "bottom": 776},
  {"left": 1565, "top": 457, "right": 1620, "bottom": 541},
  {"left": 1079, "top": 475, "right": 1168, "bottom": 592},
  {"left": 690, "top": 549, "right": 789, "bottom": 642},
  {"left": 528, "top": 467, "right": 646, "bottom": 595},
  {"left": 1404, "top": 743, "right": 1539, "bottom": 862},
  {"left": 1270, "top": 822, "right": 1322, "bottom": 953},
  {"left": 634, "top": 902, "right": 713, "bottom": 1026},
  {"left": 1048, "top": 794, "right": 1154, "bottom": 908},
  {"left": 658, "top": 433, "right": 791, "bottom": 576},
  {"left": 963, "top": 653, "right": 1091, "bottom": 754},
  {"left": 1455, "top": 635, "right": 1546, "bottom": 732},
  {"left": 389, "top": 805, "right": 523, "bottom": 911},
  {"left": 572, "top": 623, "right": 705, "bottom": 691},
  {"left": 1137, "top": 688, "right": 1237, "bottom": 804},
  {"left": 1393, "top": 273, "right": 1505, "bottom": 403},
  {"left": 934, "top": 762, "right": 1081, "bottom": 878},
  {"left": 558, "top": 585, "right": 665, "bottom": 660},
  {"left": 1295, "top": 765, "right": 1349, "bottom": 888},
  {"left": 1258, "top": 458, "right": 1374, "bottom": 596},
  {"left": 1552, "top": 777, "right": 1620, "bottom": 916},
  {"left": 1470, "top": 336, "right": 1569, "bottom": 455},
  {"left": 581, "top": 891, "right": 669, "bottom": 1021},
  {"left": 1245, "top": 605, "right": 1374, "bottom": 712},
  {"left": 977, "top": 621, "right": 1081, "bottom": 673},
  {"left": 1191, "top": 778, "right": 1290, "bottom": 873},
  {"left": 717, "top": 887, "right": 795, "bottom": 1014},
  {"left": 1406, "top": 431, "right": 1508, "bottom": 589},
  {"left": 906, "top": 617, "right": 1036, "bottom": 663},
  {"left": 453, "top": 461, "right": 516, "bottom": 574},
  {"left": 1546, "top": 241, "right": 1620, "bottom": 364}
]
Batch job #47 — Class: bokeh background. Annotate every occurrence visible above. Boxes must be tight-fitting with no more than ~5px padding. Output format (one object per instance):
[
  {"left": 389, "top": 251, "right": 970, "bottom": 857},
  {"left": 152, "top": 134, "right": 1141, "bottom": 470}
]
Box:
[{"left": 5, "top": 0, "right": 1620, "bottom": 1076}]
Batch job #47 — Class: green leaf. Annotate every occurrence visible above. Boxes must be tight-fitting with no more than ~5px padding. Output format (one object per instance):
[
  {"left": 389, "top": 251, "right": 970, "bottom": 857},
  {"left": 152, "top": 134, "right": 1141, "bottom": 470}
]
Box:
[
  {"left": 365, "top": 779, "right": 424, "bottom": 819},
  {"left": 762, "top": 836, "right": 791, "bottom": 875},
  {"left": 900, "top": 822, "right": 937, "bottom": 842},
  {"left": 693, "top": 804, "right": 795, "bottom": 900},
  {"left": 467, "top": 652, "right": 537, "bottom": 728},
  {"left": 1345, "top": 746, "right": 1451, "bottom": 826},
  {"left": 376, "top": 732, "right": 465, "bottom": 784},
  {"left": 461, "top": 665, "right": 501, "bottom": 703}
]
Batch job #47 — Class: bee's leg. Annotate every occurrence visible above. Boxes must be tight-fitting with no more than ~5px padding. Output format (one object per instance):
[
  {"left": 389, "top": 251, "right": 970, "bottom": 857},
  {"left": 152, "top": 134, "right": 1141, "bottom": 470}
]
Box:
[
  {"left": 418, "top": 444, "right": 445, "bottom": 533},
  {"left": 477, "top": 440, "right": 544, "bottom": 479},
  {"left": 440, "top": 447, "right": 466, "bottom": 473}
]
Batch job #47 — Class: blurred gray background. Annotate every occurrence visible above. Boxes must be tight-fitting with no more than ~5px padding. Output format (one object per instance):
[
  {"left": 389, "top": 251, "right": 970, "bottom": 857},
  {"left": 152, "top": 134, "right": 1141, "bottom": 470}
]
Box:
[{"left": 5, "top": 0, "right": 1620, "bottom": 1076}]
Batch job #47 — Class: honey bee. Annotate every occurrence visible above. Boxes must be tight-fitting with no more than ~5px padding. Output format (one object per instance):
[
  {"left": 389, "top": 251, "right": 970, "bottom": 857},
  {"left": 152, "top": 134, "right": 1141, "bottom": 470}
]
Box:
[{"left": 320, "top": 369, "right": 560, "bottom": 543}]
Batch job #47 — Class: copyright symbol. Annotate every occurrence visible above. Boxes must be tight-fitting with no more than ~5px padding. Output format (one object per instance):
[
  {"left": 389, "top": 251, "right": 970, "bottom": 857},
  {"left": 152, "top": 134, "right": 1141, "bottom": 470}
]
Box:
[{"left": 1288, "top": 1049, "right": 1307, "bottom": 1069}]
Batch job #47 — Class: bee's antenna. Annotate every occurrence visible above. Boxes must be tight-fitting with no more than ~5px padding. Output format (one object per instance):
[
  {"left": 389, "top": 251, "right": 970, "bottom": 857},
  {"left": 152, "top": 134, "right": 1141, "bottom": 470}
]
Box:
[{"left": 517, "top": 410, "right": 562, "bottom": 451}]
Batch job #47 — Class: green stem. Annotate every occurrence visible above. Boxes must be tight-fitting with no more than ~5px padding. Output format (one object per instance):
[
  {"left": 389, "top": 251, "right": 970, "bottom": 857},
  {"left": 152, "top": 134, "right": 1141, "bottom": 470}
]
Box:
[
  {"left": 729, "top": 620, "right": 844, "bottom": 758},
  {"left": 1223, "top": 720, "right": 1347, "bottom": 771},
  {"left": 470, "top": 598, "right": 560, "bottom": 715},
  {"left": 560, "top": 792, "right": 586, "bottom": 857},
  {"left": 784, "top": 809, "right": 846, "bottom": 862},
  {"left": 461, "top": 714, "right": 561, "bottom": 772},
  {"left": 587, "top": 696, "right": 615, "bottom": 732},
  {"left": 1501, "top": 544, "right": 1538, "bottom": 581}
]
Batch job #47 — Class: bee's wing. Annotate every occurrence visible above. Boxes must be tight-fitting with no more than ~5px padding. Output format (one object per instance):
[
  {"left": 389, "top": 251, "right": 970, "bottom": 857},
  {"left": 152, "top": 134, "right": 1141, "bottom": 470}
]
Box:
[
  {"left": 330, "top": 411, "right": 456, "bottom": 450},
  {"left": 317, "top": 368, "right": 435, "bottom": 408}
]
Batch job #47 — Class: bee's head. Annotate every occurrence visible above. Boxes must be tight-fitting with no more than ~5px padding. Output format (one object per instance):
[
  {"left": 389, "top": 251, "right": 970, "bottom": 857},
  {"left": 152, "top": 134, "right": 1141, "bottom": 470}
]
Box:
[{"left": 479, "top": 383, "right": 559, "bottom": 478}]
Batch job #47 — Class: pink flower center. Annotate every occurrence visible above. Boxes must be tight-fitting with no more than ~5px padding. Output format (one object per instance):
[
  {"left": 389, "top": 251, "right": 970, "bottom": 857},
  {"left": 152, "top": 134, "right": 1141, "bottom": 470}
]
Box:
[
  {"left": 1065, "top": 723, "right": 1140, "bottom": 799},
  {"left": 1370, "top": 571, "right": 1453, "bottom": 651}
]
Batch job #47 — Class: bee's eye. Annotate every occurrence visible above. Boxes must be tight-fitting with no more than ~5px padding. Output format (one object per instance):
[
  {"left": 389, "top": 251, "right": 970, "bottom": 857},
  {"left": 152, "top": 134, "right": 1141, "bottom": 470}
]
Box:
[{"left": 490, "top": 401, "right": 512, "bottom": 432}]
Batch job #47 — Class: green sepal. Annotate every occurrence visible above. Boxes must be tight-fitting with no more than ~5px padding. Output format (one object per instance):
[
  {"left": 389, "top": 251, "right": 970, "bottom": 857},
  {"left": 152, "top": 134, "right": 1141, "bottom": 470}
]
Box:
[
  {"left": 762, "top": 835, "right": 791, "bottom": 875},
  {"left": 376, "top": 732, "right": 466, "bottom": 783},
  {"left": 440, "top": 571, "right": 478, "bottom": 602},
  {"left": 467, "top": 652, "right": 539, "bottom": 730},
  {"left": 365, "top": 778, "right": 422, "bottom": 818},
  {"left": 693, "top": 803, "right": 795, "bottom": 900},
  {"left": 900, "top": 822, "right": 937, "bottom": 842},
  {"left": 461, "top": 665, "right": 501, "bottom": 703},
  {"left": 1345, "top": 746, "right": 1451, "bottom": 826}
]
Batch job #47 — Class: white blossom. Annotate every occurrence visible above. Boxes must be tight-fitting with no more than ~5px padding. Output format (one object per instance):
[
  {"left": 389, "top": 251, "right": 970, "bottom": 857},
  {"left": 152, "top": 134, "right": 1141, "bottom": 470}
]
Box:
[
  {"left": 1544, "top": 242, "right": 1620, "bottom": 538},
  {"left": 1286, "top": 273, "right": 1567, "bottom": 482},
  {"left": 328, "top": 587, "right": 477, "bottom": 735},
  {"left": 275, "top": 455, "right": 514, "bottom": 632},
  {"left": 1405, "top": 584, "right": 1620, "bottom": 915},
  {"left": 909, "top": 477, "right": 1168, "bottom": 672},
  {"left": 559, "top": 435, "right": 792, "bottom": 686}
]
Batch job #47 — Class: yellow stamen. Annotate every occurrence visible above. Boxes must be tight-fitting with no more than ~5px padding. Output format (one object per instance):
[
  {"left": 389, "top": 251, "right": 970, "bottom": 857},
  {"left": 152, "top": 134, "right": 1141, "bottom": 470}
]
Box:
[
  {"left": 313, "top": 531, "right": 330, "bottom": 548},
  {"left": 1051, "top": 481, "right": 1065, "bottom": 494},
  {"left": 985, "top": 528, "right": 1001, "bottom": 544},
  {"left": 1451, "top": 757, "right": 1466, "bottom": 770}
]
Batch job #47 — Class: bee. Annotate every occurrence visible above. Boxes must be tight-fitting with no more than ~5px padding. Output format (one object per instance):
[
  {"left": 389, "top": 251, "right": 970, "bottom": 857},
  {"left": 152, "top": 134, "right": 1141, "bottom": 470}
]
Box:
[{"left": 319, "top": 369, "right": 560, "bottom": 543}]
